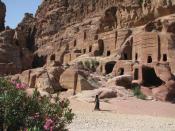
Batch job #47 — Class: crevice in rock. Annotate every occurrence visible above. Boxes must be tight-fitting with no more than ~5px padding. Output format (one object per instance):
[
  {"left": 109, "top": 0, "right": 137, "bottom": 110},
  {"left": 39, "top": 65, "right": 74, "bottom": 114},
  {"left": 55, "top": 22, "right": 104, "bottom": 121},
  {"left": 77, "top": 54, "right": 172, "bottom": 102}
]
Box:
[{"left": 26, "top": 27, "right": 37, "bottom": 52}]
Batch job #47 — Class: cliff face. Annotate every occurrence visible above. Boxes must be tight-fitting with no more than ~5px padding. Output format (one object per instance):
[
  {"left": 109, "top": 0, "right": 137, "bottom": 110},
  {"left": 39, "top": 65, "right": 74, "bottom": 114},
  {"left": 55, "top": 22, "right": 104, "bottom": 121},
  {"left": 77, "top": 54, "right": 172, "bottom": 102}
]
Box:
[
  {"left": 33, "top": 0, "right": 175, "bottom": 67},
  {"left": 0, "top": 12, "right": 34, "bottom": 74},
  {"left": 0, "top": 0, "right": 6, "bottom": 31},
  {"left": 1, "top": 0, "right": 175, "bottom": 101}
]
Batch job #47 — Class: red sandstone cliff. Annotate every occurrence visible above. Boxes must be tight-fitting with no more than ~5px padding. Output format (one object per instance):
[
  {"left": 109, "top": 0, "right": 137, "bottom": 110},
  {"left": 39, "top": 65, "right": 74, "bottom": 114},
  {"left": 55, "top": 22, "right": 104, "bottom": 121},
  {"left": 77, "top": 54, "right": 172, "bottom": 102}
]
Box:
[{"left": 1, "top": 0, "right": 175, "bottom": 101}]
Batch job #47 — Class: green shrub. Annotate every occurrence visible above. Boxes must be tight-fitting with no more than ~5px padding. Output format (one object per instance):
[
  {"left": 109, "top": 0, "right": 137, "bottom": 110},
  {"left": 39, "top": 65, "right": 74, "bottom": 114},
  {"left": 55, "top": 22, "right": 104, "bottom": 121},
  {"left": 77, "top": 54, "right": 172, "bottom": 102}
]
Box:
[
  {"left": 0, "top": 78, "right": 74, "bottom": 131},
  {"left": 84, "top": 60, "right": 91, "bottom": 69},
  {"left": 79, "top": 59, "right": 99, "bottom": 71},
  {"left": 91, "top": 59, "right": 99, "bottom": 70},
  {"left": 138, "top": 0, "right": 143, "bottom": 5},
  {"left": 77, "top": 61, "right": 84, "bottom": 69},
  {"left": 77, "top": 61, "right": 83, "bottom": 66},
  {"left": 132, "top": 84, "right": 146, "bottom": 100}
]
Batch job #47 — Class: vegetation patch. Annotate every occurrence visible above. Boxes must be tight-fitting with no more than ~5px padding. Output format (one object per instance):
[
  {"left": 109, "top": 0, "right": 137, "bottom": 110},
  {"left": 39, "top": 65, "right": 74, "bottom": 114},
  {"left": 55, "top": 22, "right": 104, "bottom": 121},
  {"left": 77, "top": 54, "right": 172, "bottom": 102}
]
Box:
[
  {"left": 132, "top": 84, "right": 146, "bottom": 100},
  {"left": 78, "top": 59, "right": 99, "bottom": 72},
  {"left": 0, "top": 78, "right": 74, "bottom": 131},
  {"left": 138, "top": 0, "right": 144, "bottom": 5}
]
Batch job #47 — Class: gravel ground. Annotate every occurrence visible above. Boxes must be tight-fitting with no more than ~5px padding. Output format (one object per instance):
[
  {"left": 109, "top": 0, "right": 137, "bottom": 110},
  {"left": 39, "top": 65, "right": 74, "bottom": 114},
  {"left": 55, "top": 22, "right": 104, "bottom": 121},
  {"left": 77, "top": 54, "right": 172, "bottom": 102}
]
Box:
[{"left": 68, "top": 111, "right": 175, "bottom": 131}]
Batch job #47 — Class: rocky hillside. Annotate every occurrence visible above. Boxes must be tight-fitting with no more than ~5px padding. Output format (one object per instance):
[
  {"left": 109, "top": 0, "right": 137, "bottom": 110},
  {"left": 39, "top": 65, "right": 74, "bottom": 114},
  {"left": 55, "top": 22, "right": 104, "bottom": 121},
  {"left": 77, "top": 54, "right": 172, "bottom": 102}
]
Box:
[{"left": 1, "top": 0, "right": 175, "bottom": 102}]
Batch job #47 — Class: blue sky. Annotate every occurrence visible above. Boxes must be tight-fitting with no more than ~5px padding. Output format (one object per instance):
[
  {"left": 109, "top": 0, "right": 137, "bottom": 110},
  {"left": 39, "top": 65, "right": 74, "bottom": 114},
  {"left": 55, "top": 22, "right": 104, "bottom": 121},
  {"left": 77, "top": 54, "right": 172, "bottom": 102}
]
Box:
[{"left": 2, "top": 0, "right": 41, "bottom": 28}]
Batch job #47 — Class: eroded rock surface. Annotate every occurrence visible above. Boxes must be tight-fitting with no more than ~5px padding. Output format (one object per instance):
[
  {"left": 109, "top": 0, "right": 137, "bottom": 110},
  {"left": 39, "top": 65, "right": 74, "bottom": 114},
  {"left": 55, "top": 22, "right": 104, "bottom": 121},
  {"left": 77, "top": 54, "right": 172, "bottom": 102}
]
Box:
[
  {"left": 0, "top": 0, "right": 5, "bottom": 32},
  {"left": 1, "top": 0, "right": 175, "bottom": 101}
]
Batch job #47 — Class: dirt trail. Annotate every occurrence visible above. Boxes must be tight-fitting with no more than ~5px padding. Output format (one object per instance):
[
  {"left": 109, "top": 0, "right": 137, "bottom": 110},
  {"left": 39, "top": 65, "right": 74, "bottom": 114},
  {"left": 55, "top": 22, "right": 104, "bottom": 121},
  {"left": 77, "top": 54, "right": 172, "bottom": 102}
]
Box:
[{"left": 68, "top": 99, "right": 175, "bottom": 131}]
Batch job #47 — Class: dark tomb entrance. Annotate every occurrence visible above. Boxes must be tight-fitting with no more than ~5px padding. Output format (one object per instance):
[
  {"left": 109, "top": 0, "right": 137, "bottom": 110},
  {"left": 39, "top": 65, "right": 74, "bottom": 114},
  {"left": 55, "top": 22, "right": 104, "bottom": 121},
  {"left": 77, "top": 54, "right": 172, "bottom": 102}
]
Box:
[
  {"left": 105, "top": 61, "right": 116, "bottom": 74},
  {"left": 142, "top": 66, "right": 163, "bottom": 87}
]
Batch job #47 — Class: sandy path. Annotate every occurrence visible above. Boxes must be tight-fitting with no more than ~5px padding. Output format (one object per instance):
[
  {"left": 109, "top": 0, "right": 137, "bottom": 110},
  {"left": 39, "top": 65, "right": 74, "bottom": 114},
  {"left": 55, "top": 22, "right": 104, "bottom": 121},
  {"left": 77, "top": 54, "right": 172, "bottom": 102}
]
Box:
[
  {"left": 68, "top": 99, "right": 175, "bottom": 131},
  {"left": 68, "top": 111, "right": 175, "bottom": 131}
]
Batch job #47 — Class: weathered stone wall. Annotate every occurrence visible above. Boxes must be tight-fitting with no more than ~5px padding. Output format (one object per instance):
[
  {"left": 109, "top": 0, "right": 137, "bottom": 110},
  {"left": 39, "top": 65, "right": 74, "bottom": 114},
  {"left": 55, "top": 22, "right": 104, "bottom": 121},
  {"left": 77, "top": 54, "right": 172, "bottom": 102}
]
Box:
[
  {"left": 0, "top": 0, "right": 174, "bottom": 73},
  {"left": 113, "top": 60, "right": 133, "bottom": 76},
  {"left": 32, "top": 0, "right": 175, "bottom": 68},
  {"left": 133, "top": 32, "right": 159, "bottom": 63}
]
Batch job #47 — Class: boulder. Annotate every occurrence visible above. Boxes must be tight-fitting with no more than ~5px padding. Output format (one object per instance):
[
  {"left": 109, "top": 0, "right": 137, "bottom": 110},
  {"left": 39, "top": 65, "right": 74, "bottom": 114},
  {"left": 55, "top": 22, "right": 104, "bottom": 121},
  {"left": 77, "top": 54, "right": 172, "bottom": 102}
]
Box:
[
  {"left": 152, "top": 80, "right": 175, "bottom": 101},
  {"left": 99, "top": 89, "right": 117, "bottom": 99},
  {"left": 152, "top": 85, "right": 169, "bottom": 101},
  {"left": 12, "top": 66, "right": 64, "bottom": 93},
  {"left": 74, "top": 88, "right": 118, "bottom": 102},
  {"left": 140, "top": 86, "right": 153, "bottom": 97},
  {"left": 155, "top": 64, "right": 173, "bottom": 82},
  {"left": 76, "top": 75, "right": 96, "bottom": 92},
  {"left": 60, "top": 67, "right": 96, "bottom": 93},
  {"left": 164, "top": 80, "right": 175, "bottom": 101},
  {"left": 115, "top": 75, "right": 132, "bottom": 88},
  {"left": 60, "top": 67, "right": 78, "bottom": 90},
  {"left": 34, "top": 67, "right": 64, "bottom": 93}
]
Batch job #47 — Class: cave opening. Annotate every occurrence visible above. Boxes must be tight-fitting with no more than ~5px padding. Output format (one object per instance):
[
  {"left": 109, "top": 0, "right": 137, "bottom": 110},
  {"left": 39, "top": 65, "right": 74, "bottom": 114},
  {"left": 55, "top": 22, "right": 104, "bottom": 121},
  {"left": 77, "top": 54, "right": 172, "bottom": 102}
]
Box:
[
  {"left": 124, "top": 53, "right": 128, "bottom": 60},
  {"left": 94, "top": 34, "right": 98, "bottom": 40},
  {"left": 118, "top": 68, "right": 124, "bottom": 76},
  {"left": 32, "top": 55, "right": 47, "bottom": 68},
  {"left": 84, "top": 31, "right": 87, "bottom": 40},
  {"left": 163, "top": 54, "right": 167, "bottom": 62},
  {"left": 74, "top": 40, "right": 77, "bottom": 47},
  {"left": 110, "top": 7, "right": 117, "bottom": 16},
  {"left": 74, "top": 50, "right": 81, "bottom": 53},
  {"left": 134, "top": 68, "right": 139, "bottom": 80},
  {"left": 104, "top": 6, "right": 118, "bottom": 29},
  {"left": 105, "top": 6, "right": 117, "bottom": 17},
  {"left": 135, "top": 53, "right": 138, "bottom": 61},
  {"left": 15, "top": 40, "right": 19, "bottom": 46},
  {"left": 89, "top": 45, "right": 92, "bottom": 52},
  {"left": 107, "top": 50, "right": 111, "bottom": 56},
  {"left": 105, "top": 61, "right": 116, "bottom": 74},
  {"left": 142, "top": 66, "right": 163, "bottom": 87},
  {"left": 147, "top": 56, "right": 152, "bottom": 63},
  {"left": 83, "top": 49, "right": 86, "bottom": 54},
  {"left": 50, "top": 54, "right": 55, "bottom": 61},
  {"left": 122, "top": 42, "right": 132, "bottom": 60},
  {"left": 97, "top": 39, "right": 104, "bottom": 56}
]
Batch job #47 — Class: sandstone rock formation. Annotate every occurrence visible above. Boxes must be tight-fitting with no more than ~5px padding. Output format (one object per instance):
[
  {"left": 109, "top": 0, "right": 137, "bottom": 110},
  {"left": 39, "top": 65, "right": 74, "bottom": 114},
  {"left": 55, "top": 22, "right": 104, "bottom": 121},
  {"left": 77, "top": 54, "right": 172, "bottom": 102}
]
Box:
[
  {"left": 0, "top": 0, "right": 5, "bottom": 32},
  {"left": 11, "top": 66, "right": 64, "bottom": 93},
  {"left": 0, "top": 27, "right": 34, "bottom": 75},
  {"left": 60, "top": 67, "right": 96, "bottom": 93},
  {"left": 1, "top": 0, "right": 175, "bottom": 101},
  {"left": 0, "top": 6, "right": 34, "bottom": 75},
  {"left": 99, "top": 88, "right": 117, "bottom": 99}
]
